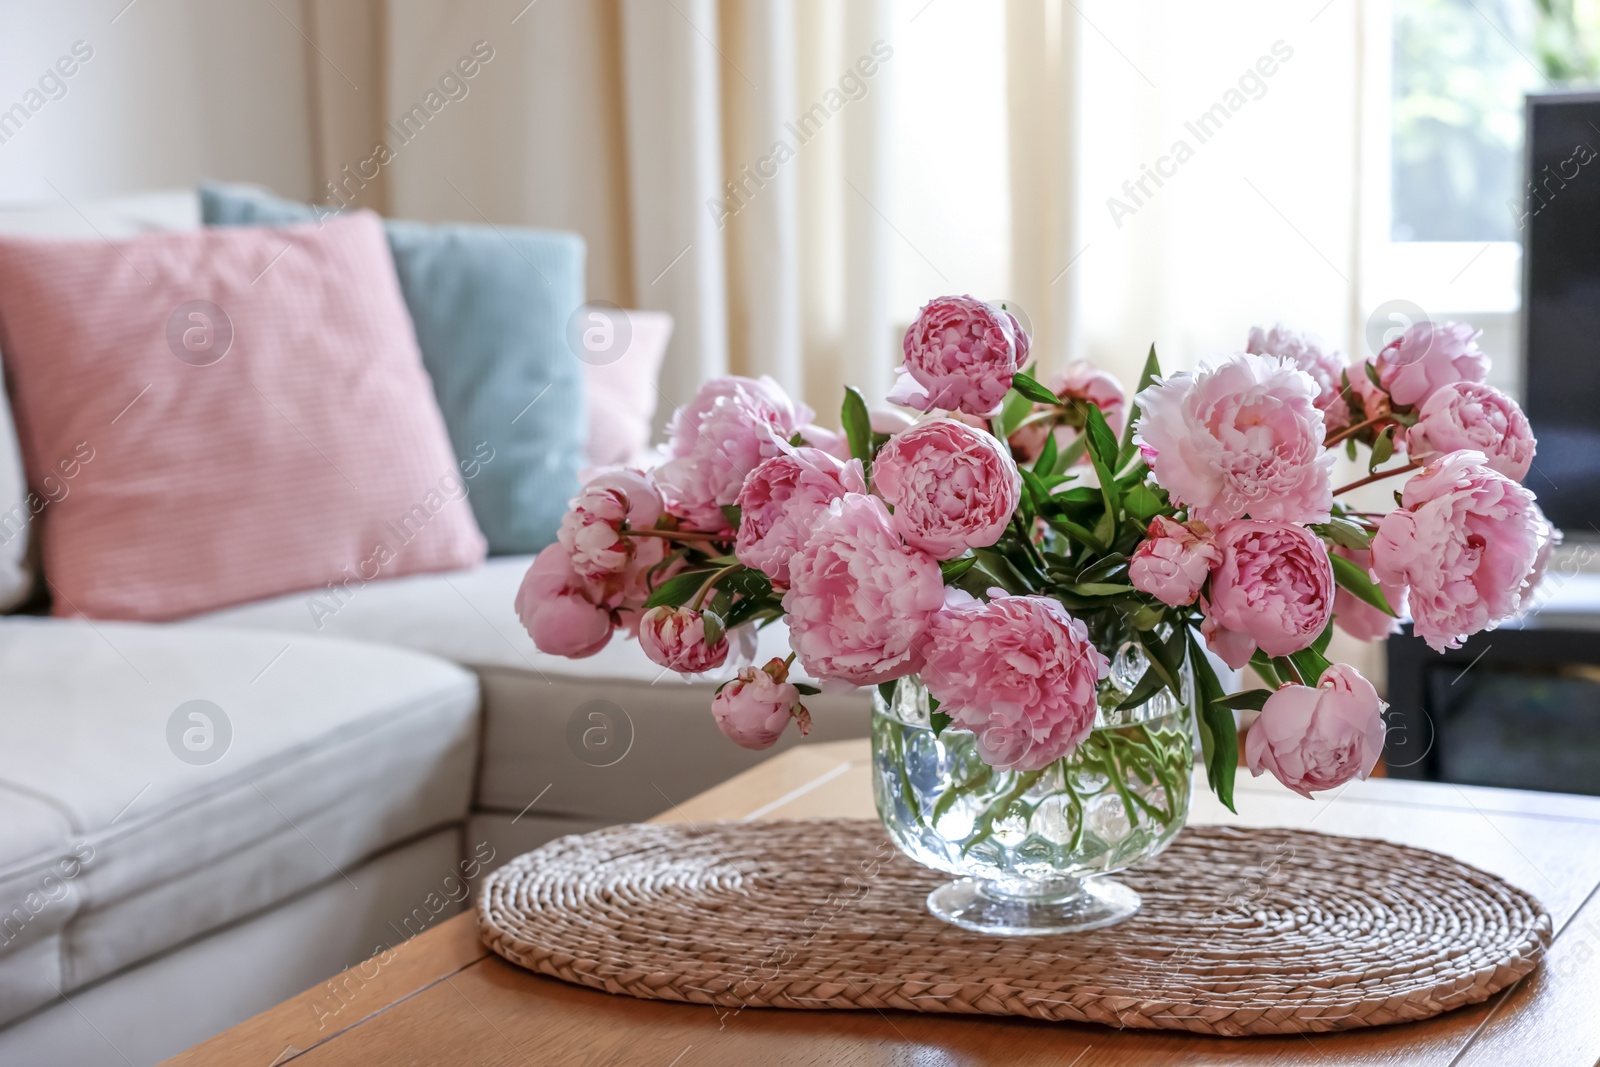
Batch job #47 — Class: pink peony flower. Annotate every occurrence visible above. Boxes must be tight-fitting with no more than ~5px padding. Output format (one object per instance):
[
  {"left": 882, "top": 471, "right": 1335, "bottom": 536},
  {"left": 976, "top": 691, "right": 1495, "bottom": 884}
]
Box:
[
  {"left": 887, "top": 295, "right": 1026, "bottom": 417},
  {"left": 920, "top": 592, "right": 1108, "bottom": 771},
  {"left": 657, "top": 376, "right": 813, "bottom": 532},
  {"left": 1521, "top": 503, "right": 1559, "bottom": 605},
  {"left": 1246, "top": 324, "right": 1350, "bottom": 431},
  {"left": 515, "top": 544, "right": 615, "bottom": 658},
  {"left": 794, "top": 423, "right": 853, "bottom": 462},
  {"left": 1405, "top": 382, "right": 1536, "bottom": 482},
  {"left": 1375, "top": 321, "right": 1489, "bottom": 409},
  {"left": 1201, "top": 520, "right": 1335, "bottom": 670},
  {"left": 871, "top": 418, "right": 1022, "bottom": 560},
  {"left": 781, "top": 493, "right": 945, "bottom": 685},
  {"left": 638, "top": 605, "right": 730, "bottom": 674},
  {"left": 1129, "top": 516, "right": 1220, "bottom": 607},
  {"left": 1244, "top": 663, "right": 1386, "bottom": 798},
  {"left": 735, "top": 447, "right": 866, "bottom": 583},
  {"left": 711, "top": 658, "right": 811, "bottom": 749},
  {"left": 555, "top": 469, "right": 665, "bottom": 583},
  {"left": 1134, "top": 353, "right": 1334, "bottom": 526},
  {"left": 1371, "top": 450, "right": 1546, "bottom": 651},
  {"left": 1008, "top": 361, "right": 1127, "bottom": 462},
  {"left": 1330, "top": 545, "right": 1406, "bottom": 642}
]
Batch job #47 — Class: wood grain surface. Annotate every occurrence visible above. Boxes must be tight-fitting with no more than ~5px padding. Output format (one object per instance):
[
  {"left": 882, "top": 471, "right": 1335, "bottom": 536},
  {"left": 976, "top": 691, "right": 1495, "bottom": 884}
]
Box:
[{"left": 166, "top": 740, "right": 1600, "bottom": 1066}]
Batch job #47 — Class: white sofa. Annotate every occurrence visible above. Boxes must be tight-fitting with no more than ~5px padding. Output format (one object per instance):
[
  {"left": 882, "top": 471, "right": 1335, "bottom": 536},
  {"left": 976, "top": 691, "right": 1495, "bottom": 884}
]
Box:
[{"left": 0, "top": 192, "right": 872, "bottom": 1065}]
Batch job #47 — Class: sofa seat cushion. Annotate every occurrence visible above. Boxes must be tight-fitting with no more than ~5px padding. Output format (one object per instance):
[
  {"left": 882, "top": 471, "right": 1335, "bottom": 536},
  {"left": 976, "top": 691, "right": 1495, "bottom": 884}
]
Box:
[
  {"left": 0, "top": 618, "right": 479, "bottom": 1026},
  {"left": 187, "top": 557, "right": 873, "bottom": 825}
]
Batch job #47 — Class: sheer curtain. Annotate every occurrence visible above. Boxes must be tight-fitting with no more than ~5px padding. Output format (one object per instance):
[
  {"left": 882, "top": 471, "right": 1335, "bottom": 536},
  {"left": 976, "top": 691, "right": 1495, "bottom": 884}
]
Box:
[{"left": 301, "top": 0, "right": 1367, "bottom": 414}]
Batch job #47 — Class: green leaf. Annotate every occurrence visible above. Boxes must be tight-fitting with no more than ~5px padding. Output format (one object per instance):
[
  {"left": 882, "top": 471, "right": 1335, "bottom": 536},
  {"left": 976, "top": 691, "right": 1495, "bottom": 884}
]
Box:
[
  {"left": 1312, "top": 617, "right": 1335, "bottom": 657},
  {"left": 842, "top": 386, "right": 873, "bottom": 467},
  {"left": 1019, "top": 468, "right": 1049, "bottom": 515},
  {"left": 1070, "top": 582, "right": 1137, "bottom": 597},
  {"left": 1083, "top": 403, "right": 1120, "bottom": 475},
  {"left": 1365, "top": 359, "right": 1383, "bottom": 388},
  {"left": 642, "top": 569, "right": 717, "bottom": 610},
  {"left": 1035, "top": 428, "right": 1058, "bottom": 479},
  {"left": 876, "top": 680, "right": 897, "bottom": 707},
  {"left": 1368, "top": 424, "right": 1395, "bottom": 473},
  {"left": 1345, "top": 436, "right": 1358, "bottom": 460},
  {"left": 1114, "top": 665, "right": 1169, "bottom": 710},
  {"left": 1044, "top": 515, "right": 1104, "bottom": 549},
  {"left": 1311, "top": 517, "right": 1371, "bottom": 552},
  {"left": 793, "top": 683, "right": 821, "bottom": 696},
  {"left": 1330, "top": 551, "right": 1398, "bottom": 616},
  {"left": 1123, "top": 482, "right": 1166, "bottom": 523},
  {"left": 939, "top": 554, "right": 978, "bottom": 582},
  {"left": 997, "top": 387, "right": 1034, "bottom": 438},
  {"left": 1249, "top": 649, "right": 1283, "bottom": 689},
  {"left": 700, "top": 609, "right": 725, "bottom": 648},
  {"left": 721, "top": 594, "right": 781, "bottom": 630},
  {"left": 1187, "top": 632, "right": 1238, "bottom": 812},
  {"left": 1212, "top": 688, "right": 1273, "bottom": 712},
  {"left": 930, "top": 711, "right": 953, "bottom": 735},
  {"left": 720, "top": 504, "right": 743, "bottom": 530},
  {"left": 719, "top": 567, "right": 771, "bottom": 600},
  {"left": 1117, "top": 344, "right": 1161, "bottom": 466},
  {"left": 1052, "top": 434, "right": 1088, "bottom": 475},
  {"left": 1287, "top": 645, "right": 1333, "bottom": 687},
  {"left": 1010, "top": 371, "right": 1060, "bottom": 405}
]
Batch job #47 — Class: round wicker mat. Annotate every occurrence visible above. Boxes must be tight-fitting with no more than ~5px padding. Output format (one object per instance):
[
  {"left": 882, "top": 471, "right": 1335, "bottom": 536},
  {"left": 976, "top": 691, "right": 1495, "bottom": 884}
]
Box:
[{"left": 478, "top": 820, "right": 1550, "bottom": 1036}]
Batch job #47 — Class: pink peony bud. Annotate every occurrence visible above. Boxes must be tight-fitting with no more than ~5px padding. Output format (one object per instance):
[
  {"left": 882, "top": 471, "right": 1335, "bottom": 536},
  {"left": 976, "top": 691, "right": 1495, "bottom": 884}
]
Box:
[
  {"left": 735, "top": 447, "right": 866, "bottom": 583},
  {"left": 887, "top": 295, "right": 1026, "bottom": 417},
  {"left": 1244, "top": 664, "right": 1387, "bottom": 798},
  {"left": 1201, "top": 520, "right": 1335, "bottom": 670},
  {"left": 638, "top": 605, "right": 730, "bottom": 674},
  {"left": 711, "top": 658, "right": 811, "bottom": 750},
  {"left": 514, "top": 544, "right": 615, "bottom": 658},
  {"left": 1371, "top": 450, "right": 1546, "bottom": 651},
  {"left": 1129, "top": 516, "right": 1220, "bottom": 607},
  {"left": 871, "top": 418, "right": 1022, "bottom": 560},
  {"left": 1405, "top": 382, "right": 1536, "bottom": 482},
  {"left": 555, "top": 469, "right": 667, "bottom": 583},
  {"left": 1134, "top": 353, "right": 1334, "bottom": 526},
  {"left": 920, "top": 592, "right": 1108, "bottom": 771},
  {"left": 1375, "top": 321, "right": 1488, "bottom": 409}
]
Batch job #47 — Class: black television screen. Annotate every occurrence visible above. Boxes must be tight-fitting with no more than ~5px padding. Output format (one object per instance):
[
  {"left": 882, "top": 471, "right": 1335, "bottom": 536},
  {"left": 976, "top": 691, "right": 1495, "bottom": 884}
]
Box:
[{"left": 1523, "top": 91, "right": 1600, "bottom": 537}]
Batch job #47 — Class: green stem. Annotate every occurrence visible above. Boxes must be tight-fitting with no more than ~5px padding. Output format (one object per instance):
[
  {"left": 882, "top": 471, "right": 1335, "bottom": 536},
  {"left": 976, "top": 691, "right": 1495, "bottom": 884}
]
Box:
[
  {"left": 689, "top": 563, "right": 741, "bottom": 610},
  {"left": 961, "top": 768, "right": 1044, "bottom": 856}
]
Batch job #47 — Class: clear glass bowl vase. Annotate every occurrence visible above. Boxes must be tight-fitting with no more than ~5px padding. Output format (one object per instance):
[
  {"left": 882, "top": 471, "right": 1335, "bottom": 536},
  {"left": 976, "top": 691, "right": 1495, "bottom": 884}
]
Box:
[{"left": 872, "top": 644, "right": 1195, "bottom": 935}]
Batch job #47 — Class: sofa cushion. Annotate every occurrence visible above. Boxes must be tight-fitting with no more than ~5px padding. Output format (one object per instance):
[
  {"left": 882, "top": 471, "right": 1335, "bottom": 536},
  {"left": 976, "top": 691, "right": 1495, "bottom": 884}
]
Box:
[
  {"left": 200, "top": 183, "right": 589, "bottom": 556},
  {"left": 0, "top": 618, "right": 479, "bottom": 1026},
  {"left": 0, "top": 210, "right": 487, "bottom": 621},
  {"left": 186, "top": 557, "right": 873, "bottom": 825},
  {"left": 0, "top": 189, "right": 202, "bottom": 613}
]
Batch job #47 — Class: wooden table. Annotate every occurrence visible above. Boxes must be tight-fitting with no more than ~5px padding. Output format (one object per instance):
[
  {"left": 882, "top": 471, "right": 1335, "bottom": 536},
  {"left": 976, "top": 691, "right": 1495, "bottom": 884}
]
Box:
[{"left": 167, "top": 740, "right": 1600, "bottom": 1066}]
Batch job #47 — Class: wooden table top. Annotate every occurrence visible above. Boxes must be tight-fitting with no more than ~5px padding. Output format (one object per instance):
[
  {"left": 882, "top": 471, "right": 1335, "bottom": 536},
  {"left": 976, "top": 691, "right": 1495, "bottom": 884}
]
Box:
[{"left": 167, "top": 740, "right": 1600, "bottom": 1066}]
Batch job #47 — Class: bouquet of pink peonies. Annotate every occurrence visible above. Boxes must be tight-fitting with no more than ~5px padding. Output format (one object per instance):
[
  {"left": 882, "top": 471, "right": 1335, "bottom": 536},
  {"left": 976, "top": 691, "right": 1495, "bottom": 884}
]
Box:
[{"left": 518, "top": 296, "right": 1553, "bottom": 811}]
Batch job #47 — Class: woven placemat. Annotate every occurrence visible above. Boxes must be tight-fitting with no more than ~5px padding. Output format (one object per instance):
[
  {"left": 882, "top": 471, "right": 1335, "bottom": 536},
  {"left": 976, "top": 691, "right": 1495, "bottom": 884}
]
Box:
[{"left": 478, "top": 819, "right": 1550, "bottom": 1036}]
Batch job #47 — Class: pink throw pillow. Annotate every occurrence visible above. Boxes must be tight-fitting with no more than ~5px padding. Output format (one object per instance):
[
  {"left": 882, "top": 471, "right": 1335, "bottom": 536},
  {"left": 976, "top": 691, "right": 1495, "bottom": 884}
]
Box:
[
  {"left": 0, "top": 211, "right": 486, "bottom": 621},
  {"left": 585, "top": 310, "right": 672, "bottom": 469}
]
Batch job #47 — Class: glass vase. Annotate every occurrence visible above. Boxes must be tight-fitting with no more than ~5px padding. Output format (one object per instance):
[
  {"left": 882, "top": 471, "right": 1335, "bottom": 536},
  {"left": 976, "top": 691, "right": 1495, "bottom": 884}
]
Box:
[{"left": 871, "top": 642, "right": 1195, "bottom": 935}]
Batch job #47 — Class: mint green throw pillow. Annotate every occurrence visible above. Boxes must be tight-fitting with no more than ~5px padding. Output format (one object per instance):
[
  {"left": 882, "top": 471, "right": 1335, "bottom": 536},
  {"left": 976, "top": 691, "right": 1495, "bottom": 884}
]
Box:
[{"left": 200, "top": 183, "right": 585, "bottom": 555}]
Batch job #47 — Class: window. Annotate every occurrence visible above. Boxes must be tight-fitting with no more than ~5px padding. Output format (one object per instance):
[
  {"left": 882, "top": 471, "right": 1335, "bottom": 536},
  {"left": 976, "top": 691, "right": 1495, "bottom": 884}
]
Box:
[{"left": 1391, "top": 0, "right": 1600, "bottom": 243}]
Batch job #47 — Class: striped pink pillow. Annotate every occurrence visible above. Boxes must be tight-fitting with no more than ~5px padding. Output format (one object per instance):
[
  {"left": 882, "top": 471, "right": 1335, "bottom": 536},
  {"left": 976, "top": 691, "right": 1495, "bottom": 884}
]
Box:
[{"left": 0, "top": 211, "right": 486, "bottom": 621}]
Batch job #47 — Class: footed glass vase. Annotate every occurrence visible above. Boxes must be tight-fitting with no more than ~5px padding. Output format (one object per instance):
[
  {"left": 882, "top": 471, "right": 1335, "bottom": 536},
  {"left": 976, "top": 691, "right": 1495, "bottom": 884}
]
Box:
[{"left": 872, "top": 645, "right": 1195, "bottom": 935}]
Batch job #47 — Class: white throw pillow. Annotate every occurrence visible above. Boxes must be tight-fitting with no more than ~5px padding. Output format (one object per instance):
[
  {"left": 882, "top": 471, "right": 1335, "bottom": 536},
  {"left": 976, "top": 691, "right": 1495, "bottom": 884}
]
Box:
[{"left": 0, "top": 189, "right": 200, "bottom": 609}]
